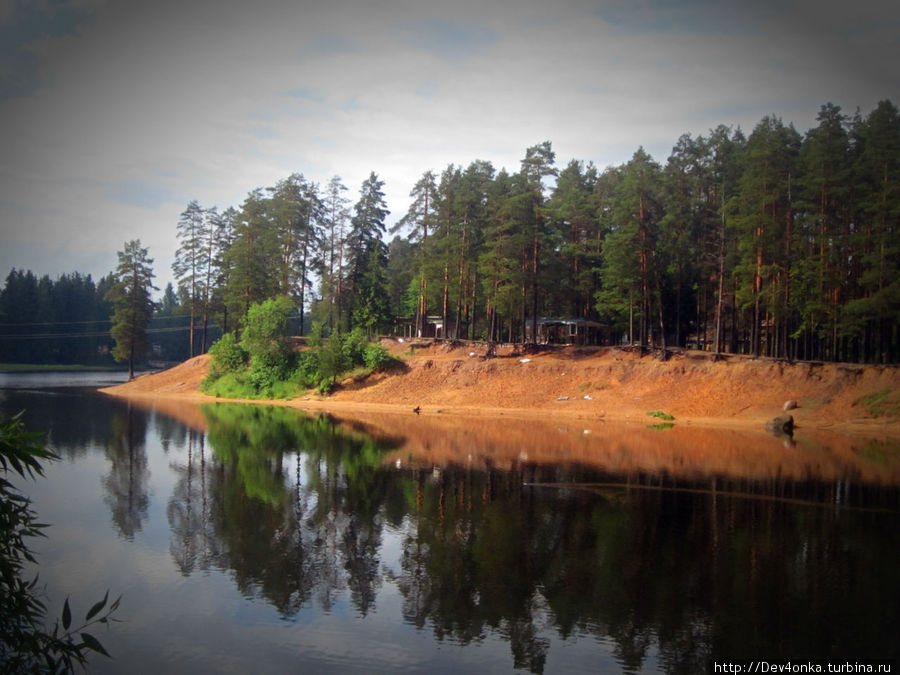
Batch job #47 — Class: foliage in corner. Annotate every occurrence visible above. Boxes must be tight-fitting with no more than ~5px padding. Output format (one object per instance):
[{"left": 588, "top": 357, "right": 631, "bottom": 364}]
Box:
[{"left": 1, "top": 413, "right": 120, "bottom": 673}]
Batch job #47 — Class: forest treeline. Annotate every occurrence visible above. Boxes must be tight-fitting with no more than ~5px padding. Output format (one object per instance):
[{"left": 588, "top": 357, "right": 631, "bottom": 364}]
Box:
[
  {"left": 0, "top": 269, "right": 206, "bottom": 365},
  {"left": 2, "top": 100, "right": 898, "bottom": 366}
]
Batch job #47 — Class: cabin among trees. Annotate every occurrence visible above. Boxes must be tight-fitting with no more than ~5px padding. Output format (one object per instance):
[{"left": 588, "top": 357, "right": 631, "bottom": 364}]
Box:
[
  {"left": 395, "top": 316, "right": 469, "bottom": 340},
  {"left": 525, "top": 318, "right": 605, "bottom": 345}
]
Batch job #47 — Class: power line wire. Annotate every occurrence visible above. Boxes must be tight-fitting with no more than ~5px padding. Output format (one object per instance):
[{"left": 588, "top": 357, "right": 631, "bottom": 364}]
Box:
[
  {"left": 0, "top": 313, "right": 194, "bottom": 327},
  {"left": 0, "top": 325, "right": 206, "bottom": 340}
]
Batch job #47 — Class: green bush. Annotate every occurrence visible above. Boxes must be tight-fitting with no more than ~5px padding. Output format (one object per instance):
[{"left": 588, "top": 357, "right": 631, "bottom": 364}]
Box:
[
  {"left": 241, "top": 296, "right": 295, "bottom": 363},
  {"left": 207, "top": 332, "right": 247, "bottom": 378},
  {"left": 291, "top": 351, "right": 321, "bottom": 389},
  {"left": 342, "top": 327, "right": 368, "bottom": 368},
  {"left": 202, "top": 298, "right": 402, "bottom": 399},
  {"left": 306, "top": 322, "right": 324, "bottom": 349},
  {"left": 202, "top": 371, "right": 249, "bottom": 398},
  {"left": 318, "top": 331, "right": 348, "bottom": 385},
  {"left": 247, "top": 352, "right": 294, "bottom": 394},
  {"left": 363, "top": 343, "right": 394, "bottom": 370}
]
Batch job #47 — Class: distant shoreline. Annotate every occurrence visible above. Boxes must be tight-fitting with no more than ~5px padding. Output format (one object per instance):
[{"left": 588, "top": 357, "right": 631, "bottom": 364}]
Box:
[{"left": 0, "top": 363, "right": 127, "bottom": 373}]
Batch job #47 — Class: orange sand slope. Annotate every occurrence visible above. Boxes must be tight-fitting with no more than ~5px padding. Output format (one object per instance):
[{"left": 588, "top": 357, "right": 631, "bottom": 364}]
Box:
[{"left": 101, "top": 341, "right": 900, "bottom": 435}]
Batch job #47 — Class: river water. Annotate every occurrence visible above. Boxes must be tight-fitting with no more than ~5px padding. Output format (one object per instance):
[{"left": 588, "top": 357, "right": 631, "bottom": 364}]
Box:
[{"left": 1, "top": 373, "right": 898, "bottom": 674}]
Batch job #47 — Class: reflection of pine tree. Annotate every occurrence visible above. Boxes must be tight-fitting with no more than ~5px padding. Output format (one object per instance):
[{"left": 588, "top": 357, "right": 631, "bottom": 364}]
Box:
[
  {"left": 103, "top": 405, "right": 150, "bottom": 539},
  {"left": 394, "top": 473, "right": 430, "bottom": 628},
  {"left": 508, "top": 618, "right": 549, "bottom": 674},
  {"left": 192, "top": 405, "right": 397, "bottom": 617},
  {"left": 341, "top": 512, "right": 382, "bottom": 616},
  {"left": 167, "top": 431, "right": 218, "bottom": 575}
]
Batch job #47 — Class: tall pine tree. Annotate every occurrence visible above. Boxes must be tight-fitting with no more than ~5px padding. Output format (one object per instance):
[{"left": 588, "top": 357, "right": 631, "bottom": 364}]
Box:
[
  {"left": 346, "top": 172, "right": 390, "bottom": 333},
  {"left": 105, "top": 240, "right": 157, "bottom": 378}
]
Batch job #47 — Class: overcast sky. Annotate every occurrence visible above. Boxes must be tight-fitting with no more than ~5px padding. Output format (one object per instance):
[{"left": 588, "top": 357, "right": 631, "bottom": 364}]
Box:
[{"left": 1, "top": 0, "right": 897, "bottom": 295}]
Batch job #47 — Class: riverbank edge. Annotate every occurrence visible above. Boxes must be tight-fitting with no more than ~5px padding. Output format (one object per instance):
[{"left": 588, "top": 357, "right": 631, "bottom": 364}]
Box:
[{"left": 97, "top": 347, "right": 900, "bottom": 438}]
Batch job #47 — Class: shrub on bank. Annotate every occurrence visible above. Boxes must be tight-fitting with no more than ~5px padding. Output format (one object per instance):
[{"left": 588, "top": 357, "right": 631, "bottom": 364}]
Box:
[
  {"left": 201, "top": 300, "right": 400, "bottom": 400},
  {"left": 206, "top": 332, "right": 247, "bottom": 379},
  {"left": 363, "top": 343, "right": 392, "bottom": 370}
]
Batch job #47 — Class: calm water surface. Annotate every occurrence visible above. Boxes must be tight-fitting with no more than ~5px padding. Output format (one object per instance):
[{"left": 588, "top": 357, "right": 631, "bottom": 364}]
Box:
[{"left": 1, "top": 375, "right": 898, "bottom": 674}]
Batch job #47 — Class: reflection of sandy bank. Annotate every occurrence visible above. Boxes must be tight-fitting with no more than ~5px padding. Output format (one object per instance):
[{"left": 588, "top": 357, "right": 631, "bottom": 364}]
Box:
[
  {"left": 128, "top": 396, "right": 900, "bottom": 486},
  {"left": 135, "top": 396, "right": 211, "bottom": 432},
  {"left": 335, "top": 411, "right": 900, "bottom": 486}
]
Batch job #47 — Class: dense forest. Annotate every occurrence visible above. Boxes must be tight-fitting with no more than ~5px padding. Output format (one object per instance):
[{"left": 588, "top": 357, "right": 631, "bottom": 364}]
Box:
[
  {"left": 0, "top": 269, "right": 209, "bottom": 365},
  {"left": 2, "top": 100, "right": 898, "bottom": 366}
]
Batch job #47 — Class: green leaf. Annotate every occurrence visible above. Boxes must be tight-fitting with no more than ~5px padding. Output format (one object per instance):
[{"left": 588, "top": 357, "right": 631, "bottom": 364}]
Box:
[
  {"left": 80, "top": 632, "right": 111, "bottom": 657},
  {"left": 85, "top": 590, "right": 109, "bottom": 621},
  {"left": 62, "top": 598, "right": 71, "bottom": 631}
]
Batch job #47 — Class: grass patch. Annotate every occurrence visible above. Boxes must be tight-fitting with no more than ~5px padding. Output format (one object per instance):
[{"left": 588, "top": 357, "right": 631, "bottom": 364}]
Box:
[
  {"left": 579, "top": 381, "right": 611, "bottom": 392},
  {"left": 202, "top": 370, "right": 314, "bottom": 400},
  {"left": 853, "top": 388, "right": 900, "bottom": 419},
  {"left": 647, "top": 410, "right": 675, "bottom": 421}
]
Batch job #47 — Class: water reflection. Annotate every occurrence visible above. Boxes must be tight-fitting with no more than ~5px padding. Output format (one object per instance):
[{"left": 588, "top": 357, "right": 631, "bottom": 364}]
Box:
[
  {"left": 103, "top": 404, "right": 151, "bottom": 539},
  {"left": 0, "top": 387, "right": 133, "bottom": 457},
  {"left": 167, "top": 430, "right": 218, "bottom": 575},
  {"left": 2, "top": 382, "right": 898, "bottom": 673},
  {"left": 175, "top": 403, "right": 899, "bottom": 672},
  {"left": 166, "top": 404, "right": 405, "bottom": 619}
]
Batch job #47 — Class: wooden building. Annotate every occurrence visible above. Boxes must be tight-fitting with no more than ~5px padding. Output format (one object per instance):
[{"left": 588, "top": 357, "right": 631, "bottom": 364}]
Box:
[{"left": 525, "top": 318, "right": 605, "bottom": 345}]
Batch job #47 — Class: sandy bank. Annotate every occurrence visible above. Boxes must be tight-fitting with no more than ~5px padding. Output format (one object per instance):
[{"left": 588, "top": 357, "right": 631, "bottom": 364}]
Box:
[{"left": 98, "top": 341, "right": 900, "bottom": 437}]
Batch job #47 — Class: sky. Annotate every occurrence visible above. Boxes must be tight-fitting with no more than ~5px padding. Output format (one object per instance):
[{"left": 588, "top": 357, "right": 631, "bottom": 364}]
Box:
[{"left": 1, "top": 0, "right": 897, "bottom": 296}]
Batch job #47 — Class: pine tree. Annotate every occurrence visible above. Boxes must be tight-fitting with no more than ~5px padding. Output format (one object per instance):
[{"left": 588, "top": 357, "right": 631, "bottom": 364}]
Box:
[
  {"left": 795, "top": 103, "right": 852, "bottom": 360},
  {"left": 173, "top": 200, "right": 204, "bottom": 356},
  {"left": 660, "top": 134, "right": 707, "bottom": 348},
  {"left": 597, "top": 148, "right": 663, "bottom": 349},
  {"left": 394, "top": 170, "right": 437, "bottom": 337},
  {"left": 269, "top": 174, "right": 323, "bottom": 334},
  {"left": 105, "top": 240, "right": 157, "bottom": 378},
  {"left": 519, "top": 141, "right": 557, "bottom": 343},
  {"left": 452, "top": 161, "right": 494, "bottom": 340},
  {"left": 345, "top": 172, "right": 389, "bottom": 331},
  {"left": 319, "top": 175, "right": 350, "bottom": 332},
  {"left": 223, "top": 189, "right": 280, "bottom": 327},
  {"left": 479, "top": 169, "right": 520, "bottom": 342},
  {"left": 846, "top": 100, "right": 900, "bottom": 362},
  {"left": 209, "top": 206, "right": 237, "bottom": 334},
  {"left": 733, "top": 116, "right": 800, "bottom": 357},
  {"left": 548, "top": 159, "right": 600, "bottom": 319},
  {"left": 352, "top": 243, "right": 391, "bottom": 336}
]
